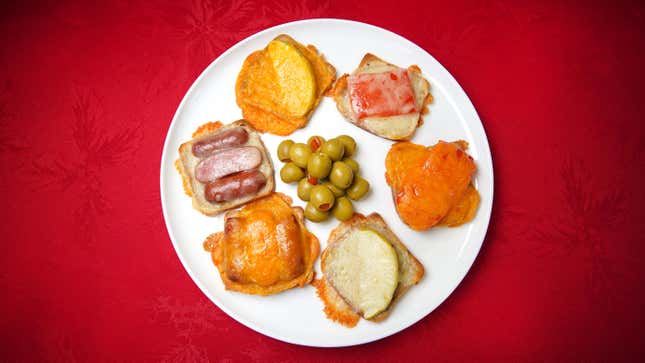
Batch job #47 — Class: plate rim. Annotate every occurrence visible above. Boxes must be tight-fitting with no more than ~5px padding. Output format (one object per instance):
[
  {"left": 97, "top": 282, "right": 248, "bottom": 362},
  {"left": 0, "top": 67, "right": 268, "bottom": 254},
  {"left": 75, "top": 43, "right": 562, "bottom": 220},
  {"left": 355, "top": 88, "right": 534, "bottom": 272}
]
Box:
[{"left": 159, "top": 18, "right": 494, "bottom": 347}]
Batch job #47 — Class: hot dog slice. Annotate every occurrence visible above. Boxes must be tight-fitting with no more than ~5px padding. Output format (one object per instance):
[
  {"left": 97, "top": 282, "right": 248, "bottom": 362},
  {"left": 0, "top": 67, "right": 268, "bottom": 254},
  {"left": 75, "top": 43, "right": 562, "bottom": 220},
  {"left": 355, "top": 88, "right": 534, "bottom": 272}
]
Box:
[
  {"left": 204, "top": 170, "right": 267, "bottom": 203},
  {"left": 195, "top": 146, "right": 262, "bottom": 183},
  {"left": 192, "top": 127, "right": 249, "bottom": 157}
]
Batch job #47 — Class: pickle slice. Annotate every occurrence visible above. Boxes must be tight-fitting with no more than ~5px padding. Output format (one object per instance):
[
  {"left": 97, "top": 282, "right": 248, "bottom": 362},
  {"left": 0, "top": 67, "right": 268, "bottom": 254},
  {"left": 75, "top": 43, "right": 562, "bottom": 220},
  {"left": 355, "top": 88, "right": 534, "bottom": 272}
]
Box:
[{"left": 324, "top": 229, "right": 399, "bottom": 319}]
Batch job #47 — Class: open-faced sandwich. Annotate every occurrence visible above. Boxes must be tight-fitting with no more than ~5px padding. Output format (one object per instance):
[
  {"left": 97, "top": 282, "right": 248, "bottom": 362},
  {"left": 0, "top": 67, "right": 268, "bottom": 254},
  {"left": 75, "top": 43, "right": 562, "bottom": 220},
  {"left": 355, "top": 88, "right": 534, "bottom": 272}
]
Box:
[
  {"left": 332, "top": 54, "right": 432, "bottom": 140},
  {"left": 314, "top": 213, "right": 424, "bottom": 327},
  {"left": 236, "top": 34, "right": 336, "bottom": 136},
  {"left": 176, "top": 120, "right": 274, "bottom": 215},
  {"left": 203, "top": 193, "right": 320, "bottom": 295},
  {"left": 385, "top": 140, "right": 480, "bottom": 231}
]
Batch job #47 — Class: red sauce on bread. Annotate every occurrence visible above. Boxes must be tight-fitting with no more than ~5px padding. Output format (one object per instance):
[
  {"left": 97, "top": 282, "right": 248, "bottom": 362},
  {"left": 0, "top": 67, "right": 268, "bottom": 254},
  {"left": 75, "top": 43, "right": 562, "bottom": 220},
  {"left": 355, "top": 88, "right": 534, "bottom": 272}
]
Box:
[{"left": 347, "top": 69, "right": 418, "bottom": 119}]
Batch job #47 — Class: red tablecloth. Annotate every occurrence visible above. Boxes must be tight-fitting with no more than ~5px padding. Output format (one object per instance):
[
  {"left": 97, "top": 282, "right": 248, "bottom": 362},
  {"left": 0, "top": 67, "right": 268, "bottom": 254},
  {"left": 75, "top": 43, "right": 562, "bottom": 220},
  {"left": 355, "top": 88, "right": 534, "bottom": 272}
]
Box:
[{"left": 2, "top": 1, "right": 643, "bottom": 361}]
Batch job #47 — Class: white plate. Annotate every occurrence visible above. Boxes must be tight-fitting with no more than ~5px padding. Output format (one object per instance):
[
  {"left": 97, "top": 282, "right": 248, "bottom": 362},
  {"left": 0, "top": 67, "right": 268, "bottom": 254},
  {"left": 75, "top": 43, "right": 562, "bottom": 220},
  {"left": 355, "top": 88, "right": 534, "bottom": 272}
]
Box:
[{"left": 160, "top": 19, "right": 493, "bottom": 347}]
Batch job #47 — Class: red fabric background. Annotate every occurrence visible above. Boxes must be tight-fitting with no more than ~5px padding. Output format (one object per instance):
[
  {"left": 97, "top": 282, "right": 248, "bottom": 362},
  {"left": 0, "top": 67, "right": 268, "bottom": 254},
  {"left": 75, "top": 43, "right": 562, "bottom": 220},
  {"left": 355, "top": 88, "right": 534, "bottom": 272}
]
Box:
[{"left": 1, "top": 0, "right": 644, "bottom": 361}]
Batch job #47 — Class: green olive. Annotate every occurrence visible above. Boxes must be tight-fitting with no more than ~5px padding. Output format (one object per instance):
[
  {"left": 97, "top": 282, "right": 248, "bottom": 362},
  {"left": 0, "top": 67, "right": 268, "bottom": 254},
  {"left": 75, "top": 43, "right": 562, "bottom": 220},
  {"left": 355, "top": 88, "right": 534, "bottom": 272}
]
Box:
[
  {"left": 310, "top": 185, "right": 335, "bottom": 212},
  {"left": 305, "top": 202, "right": 330, "bottom": 222},
  {"left": 332, "top": 197, "right": 354, "bottom": 221},
  {"left": 289, "top": 143, "right": 312, "bottom": 168},
  {"left": 323, "top": 181, "right": 345, "bottom": 197},
  {"left": 346, "top": 177, "right": 370, "bottom": 200},
  {"left": 320, "top": 139, "right": 345, "bottom": 161},
  {"left": 297, "top": 178, "right": 315, "bottom": 201},
  {"left": 277, "top": 140, "right": 294, "bottom": 162},
  {"left": 329, "top": 161, "right": 354, "bottom": 189},
  {"left": 335, "top": 135, "right": 356, "bottom": 157},
  {"left": 280, "top": 162, "right": 305, "bottom": 183},
  {"left": 341, "top": 157, "right": 359, "bottom": 174},
  {"left": 307, "top": 135, "right": 325, "bottom": 152},
  {"left": 307, "top": 152, "right": 332, "bottom": 179}
]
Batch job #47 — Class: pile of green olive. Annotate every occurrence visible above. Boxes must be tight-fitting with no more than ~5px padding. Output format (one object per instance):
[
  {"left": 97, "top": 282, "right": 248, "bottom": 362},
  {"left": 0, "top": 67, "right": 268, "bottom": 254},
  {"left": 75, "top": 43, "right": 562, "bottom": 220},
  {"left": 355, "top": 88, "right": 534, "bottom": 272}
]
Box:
[{"left": 277, "top": 135, "right": 370, "bottom": 222}]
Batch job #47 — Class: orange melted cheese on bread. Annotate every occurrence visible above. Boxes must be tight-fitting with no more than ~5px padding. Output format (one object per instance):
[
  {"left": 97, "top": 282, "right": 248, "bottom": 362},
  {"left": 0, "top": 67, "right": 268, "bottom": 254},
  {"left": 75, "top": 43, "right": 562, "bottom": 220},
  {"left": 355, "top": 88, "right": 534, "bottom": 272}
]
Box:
[
  {"left": 203, "top": 193, "right": 319, "bottom": 295},
  {"left": 385, "top": 141, "right": 479, "bottom": 230},
  {"left": 312, "top": 278, "right": 360, "bottom": 327},
  {"left": 235, "top": 35, "right": 335, "bottom": 136}
]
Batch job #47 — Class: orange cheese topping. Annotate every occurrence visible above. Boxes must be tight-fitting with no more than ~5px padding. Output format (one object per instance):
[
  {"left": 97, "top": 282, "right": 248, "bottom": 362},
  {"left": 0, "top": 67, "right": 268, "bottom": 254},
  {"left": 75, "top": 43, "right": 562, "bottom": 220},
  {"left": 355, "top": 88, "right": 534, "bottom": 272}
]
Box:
[
  {"left": 312, "top": 279, "right": 360, "bottom": 328},
  {"left": 385, "top": 141, "right": 477, "bottom": 230},
  {"left": 235, "top": 37, "right": 335, "bottom": 135},
  {"left": 203, "top": 193, "right": 320, "bottom": 295},
  {"left": 192, "top": 121, "right": 223, "bottom": 138}
]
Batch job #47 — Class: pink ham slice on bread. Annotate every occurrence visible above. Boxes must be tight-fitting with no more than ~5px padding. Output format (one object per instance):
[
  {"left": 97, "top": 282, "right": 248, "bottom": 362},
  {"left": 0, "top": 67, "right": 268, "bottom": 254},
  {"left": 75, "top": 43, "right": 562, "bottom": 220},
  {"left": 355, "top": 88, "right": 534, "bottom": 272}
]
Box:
[
  {"left": 332, "top": 54, "right": 432, "bottom": 141},
  {"left": 347, "top": 68, "right": 418, "bottom": 119}
]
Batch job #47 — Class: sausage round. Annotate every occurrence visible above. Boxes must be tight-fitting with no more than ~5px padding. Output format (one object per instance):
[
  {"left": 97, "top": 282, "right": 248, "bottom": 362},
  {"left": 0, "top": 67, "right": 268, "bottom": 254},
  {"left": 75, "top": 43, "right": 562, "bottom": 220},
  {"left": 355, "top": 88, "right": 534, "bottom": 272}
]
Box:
[
  {"left": 204, "top": 170, "right": 267, "bottom": 203},
  {"left": 195, "top": 146, "right": 262, "bottom": 183},
  {"left": 192, "top": 127, "right": 248, "bottom": 157}
]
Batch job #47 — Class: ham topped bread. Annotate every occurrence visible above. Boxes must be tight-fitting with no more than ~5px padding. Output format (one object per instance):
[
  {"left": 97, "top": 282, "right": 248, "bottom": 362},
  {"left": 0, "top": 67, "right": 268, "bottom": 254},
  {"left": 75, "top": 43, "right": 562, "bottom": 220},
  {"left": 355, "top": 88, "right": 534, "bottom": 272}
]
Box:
[
  {"left": 332, "top": 54, "right": 432, "bottom": 140},
  {"left": 348, "top": 68, "right": 418, "bottom": 119}
]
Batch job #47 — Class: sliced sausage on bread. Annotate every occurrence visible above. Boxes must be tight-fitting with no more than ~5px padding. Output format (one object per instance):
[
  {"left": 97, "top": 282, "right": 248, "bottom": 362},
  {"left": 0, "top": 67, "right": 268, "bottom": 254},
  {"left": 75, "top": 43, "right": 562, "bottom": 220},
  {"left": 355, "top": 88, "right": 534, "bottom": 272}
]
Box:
[
  {"left": 175, "top": 120, "right": 274, "bottom": 216},
  {"left": 332, "top": 54, "right": 432, "bottom": 140}
]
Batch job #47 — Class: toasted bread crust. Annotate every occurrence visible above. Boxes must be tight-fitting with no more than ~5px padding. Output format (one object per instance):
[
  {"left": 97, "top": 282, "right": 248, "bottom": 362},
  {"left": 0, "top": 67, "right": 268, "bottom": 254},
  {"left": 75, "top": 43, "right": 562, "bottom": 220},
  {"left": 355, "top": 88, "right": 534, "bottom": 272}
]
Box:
[
  {"left": 357, "top": 53, "right": 395, "bottom": 69},
  {"left": 176, "top": 120, "right": 275, "bottom": 215},
  {"left": 319, "top": 213, "right": 424, "bottom": 325},
  {"left": 332, "top": 54, "right": 432, "bottom": 140},
  {"left": 175, "top": 159, "right": 193, "bottom": 197}
]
